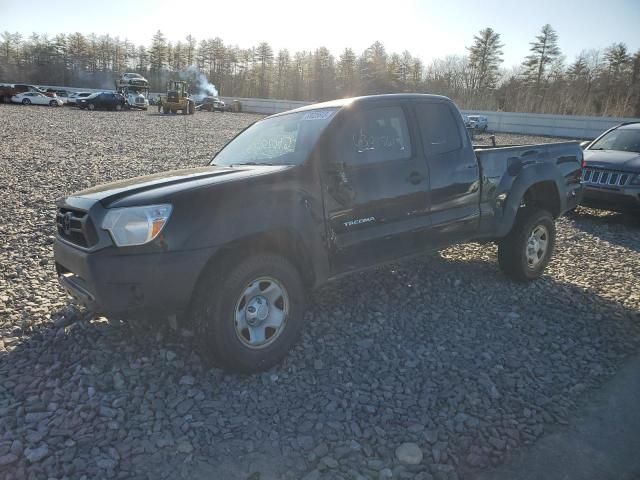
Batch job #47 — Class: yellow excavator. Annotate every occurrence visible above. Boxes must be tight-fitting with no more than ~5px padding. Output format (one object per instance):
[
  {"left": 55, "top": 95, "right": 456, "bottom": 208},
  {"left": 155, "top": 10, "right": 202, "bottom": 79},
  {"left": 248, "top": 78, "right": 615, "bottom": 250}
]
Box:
[{"left": 161, "top": 80, "right": 195, "bottom": 115}]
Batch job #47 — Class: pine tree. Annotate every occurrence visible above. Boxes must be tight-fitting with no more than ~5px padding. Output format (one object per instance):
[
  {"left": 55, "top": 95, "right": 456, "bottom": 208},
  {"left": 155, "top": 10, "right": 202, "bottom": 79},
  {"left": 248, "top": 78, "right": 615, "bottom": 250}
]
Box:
[
  {"left": 274, "top": 49, "right": 290, "bottom": 99},
  {"left": 468, "top": 27, "right": 503, "bottom": 90},
  {"left": 149, "top": 30, "right": 168, "bottom": 72},
  {"left": 185, "top": 35, "right": 196, "bottom": 66},
  {"left": 337, "top": 48, "right": 357, "bottom": 97},
  {"left": 522, "top": 24, "right": 561, "bottom": 90},
  {"left": 255, "top": 42, "right": 273, "bottom": 98}
]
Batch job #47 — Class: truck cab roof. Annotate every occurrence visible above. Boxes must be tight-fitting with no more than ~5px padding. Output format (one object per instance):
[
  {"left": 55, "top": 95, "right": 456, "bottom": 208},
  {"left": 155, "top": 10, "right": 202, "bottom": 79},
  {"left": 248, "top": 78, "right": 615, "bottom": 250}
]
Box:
[{"left": 271, "top": 94, "right": 452, "bottom": 118}]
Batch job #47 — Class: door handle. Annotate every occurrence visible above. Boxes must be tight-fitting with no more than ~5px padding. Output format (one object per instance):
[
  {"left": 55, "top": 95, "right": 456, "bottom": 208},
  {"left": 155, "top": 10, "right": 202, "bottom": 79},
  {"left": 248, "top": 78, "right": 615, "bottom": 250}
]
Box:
[{"left": 407, "top": 171, "right": 424, "bottom": 185}]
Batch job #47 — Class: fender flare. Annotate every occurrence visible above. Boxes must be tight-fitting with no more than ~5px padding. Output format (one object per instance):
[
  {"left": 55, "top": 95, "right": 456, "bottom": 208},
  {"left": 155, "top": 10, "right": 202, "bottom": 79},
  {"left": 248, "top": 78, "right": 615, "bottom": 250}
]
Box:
[{"left": 495, "top": 163, "right": 566, "bottom": 237}]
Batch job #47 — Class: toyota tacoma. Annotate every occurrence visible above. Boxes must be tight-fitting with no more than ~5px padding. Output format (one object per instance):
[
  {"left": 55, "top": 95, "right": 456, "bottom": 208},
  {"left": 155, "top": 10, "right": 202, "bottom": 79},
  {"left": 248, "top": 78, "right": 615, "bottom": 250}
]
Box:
[{"left": 54, "top": 94, "right": 583, "bottom": 372}]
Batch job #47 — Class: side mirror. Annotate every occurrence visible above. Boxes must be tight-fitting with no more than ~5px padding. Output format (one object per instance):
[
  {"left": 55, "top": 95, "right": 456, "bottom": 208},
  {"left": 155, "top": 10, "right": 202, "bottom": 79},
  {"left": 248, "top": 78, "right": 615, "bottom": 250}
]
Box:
[{"left": 580, "top": 141, "right": 590, "bottom": 149}]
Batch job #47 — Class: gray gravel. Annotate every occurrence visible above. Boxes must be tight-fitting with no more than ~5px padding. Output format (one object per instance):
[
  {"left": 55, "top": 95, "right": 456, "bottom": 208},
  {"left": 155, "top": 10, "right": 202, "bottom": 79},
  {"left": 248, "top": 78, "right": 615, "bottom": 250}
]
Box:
[{"left": 0, "top": 103, "right": 639, "bottom": 480}]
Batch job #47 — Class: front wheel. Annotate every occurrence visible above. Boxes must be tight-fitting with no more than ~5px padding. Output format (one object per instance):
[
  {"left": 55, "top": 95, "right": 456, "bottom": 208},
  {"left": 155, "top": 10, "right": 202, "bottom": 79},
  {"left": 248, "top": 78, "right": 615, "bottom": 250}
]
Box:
[
  {"left": 115, "top": 103, "right": 122, "bottom": 111},
  {"left": 49, "top": 100, "right": 58, "bottom": 107},
  {"left": 497, "top": 207, "right": 556, "bottom": 281},
  {"left": 190, "top": 254, "right": 306, "bottom": 373},
  {"left": 88, "top": 103, "right": 95, "bottom": 111},
  {"left": 22, "top": 98, "right": 31, "bottom": 105}
]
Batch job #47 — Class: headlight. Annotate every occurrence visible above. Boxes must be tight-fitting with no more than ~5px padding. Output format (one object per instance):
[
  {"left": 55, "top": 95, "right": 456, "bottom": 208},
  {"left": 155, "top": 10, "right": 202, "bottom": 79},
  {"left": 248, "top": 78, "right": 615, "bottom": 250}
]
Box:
[
  {"left": 102, "top": 204, "right": 172, "bottom": 247},
  {"left": 630, "top": 174, "right": 640, "bottom": 186}
]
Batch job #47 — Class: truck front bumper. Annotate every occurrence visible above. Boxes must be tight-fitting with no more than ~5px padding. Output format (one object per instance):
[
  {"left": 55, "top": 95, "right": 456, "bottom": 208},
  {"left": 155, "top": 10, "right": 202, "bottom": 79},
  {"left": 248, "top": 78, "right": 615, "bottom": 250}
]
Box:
[{"left": 54, "top": 237, "right": 215, "bottom": 319}]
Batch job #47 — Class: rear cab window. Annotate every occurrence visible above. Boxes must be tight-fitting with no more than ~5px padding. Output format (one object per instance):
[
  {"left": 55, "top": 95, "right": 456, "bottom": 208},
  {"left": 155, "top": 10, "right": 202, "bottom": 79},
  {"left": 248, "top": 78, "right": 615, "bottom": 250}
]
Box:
[{"left": 415, "top": 102, "right": 463, "bottom": 155}]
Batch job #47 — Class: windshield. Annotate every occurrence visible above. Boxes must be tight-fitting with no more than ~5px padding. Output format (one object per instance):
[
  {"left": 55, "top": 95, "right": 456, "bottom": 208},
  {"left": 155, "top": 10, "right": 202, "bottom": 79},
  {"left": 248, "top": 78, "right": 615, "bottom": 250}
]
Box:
[
  {"left": 590, "top": 128, "right": 640, "bottom": 153},
  {"left": 212, "top": 108, "right": 337, "bottom": 166}
]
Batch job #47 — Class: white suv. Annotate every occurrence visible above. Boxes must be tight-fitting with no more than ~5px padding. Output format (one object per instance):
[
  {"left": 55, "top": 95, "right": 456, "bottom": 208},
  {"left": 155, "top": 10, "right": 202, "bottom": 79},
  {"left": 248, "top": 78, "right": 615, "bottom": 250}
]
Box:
[{"left": 467, "top": 115, "right": 488, "bottom": 132}]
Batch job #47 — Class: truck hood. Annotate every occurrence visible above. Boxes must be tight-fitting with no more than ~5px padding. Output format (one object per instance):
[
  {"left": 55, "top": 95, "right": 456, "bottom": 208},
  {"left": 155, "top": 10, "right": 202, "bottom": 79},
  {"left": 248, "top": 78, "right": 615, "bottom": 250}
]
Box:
[
  {"left": 584, "top": 150, "right": 640, "bottom": 172},
  {"left": 70, "top": 165, "right": 291, "bottom": 207}
]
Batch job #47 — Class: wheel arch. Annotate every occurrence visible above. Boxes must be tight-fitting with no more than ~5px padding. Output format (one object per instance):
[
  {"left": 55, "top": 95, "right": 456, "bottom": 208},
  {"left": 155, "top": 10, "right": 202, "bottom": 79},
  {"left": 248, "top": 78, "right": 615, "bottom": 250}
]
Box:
[
  {"left": 191, "top": 228, "right": 317, "bottom": 302},
  {"left": 522, "top": 180, "right": 561, "bottom": 218}
]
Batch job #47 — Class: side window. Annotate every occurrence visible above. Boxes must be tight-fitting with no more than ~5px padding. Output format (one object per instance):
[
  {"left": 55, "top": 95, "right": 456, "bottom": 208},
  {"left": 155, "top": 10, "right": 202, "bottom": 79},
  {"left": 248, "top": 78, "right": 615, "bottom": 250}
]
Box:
[
  {"left": 415, "top": 103, "right": 462, "bottom": 155},
  {"left": 339, "top": 106, "right": 412, "bottom": 166}
]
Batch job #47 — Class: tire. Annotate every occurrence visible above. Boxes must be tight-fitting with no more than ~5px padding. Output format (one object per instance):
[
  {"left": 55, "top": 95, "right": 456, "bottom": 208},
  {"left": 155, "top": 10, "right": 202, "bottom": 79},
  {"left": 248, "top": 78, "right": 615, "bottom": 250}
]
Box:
[
  {"left": 22, "top": 98, "right": 31, "bottom": 105},
  {"left": 189, "top": 101, "right": 195, "bottom": 114},
  {"left": 49, "top": 100, "right": 58, "bottom": 107},
  {"left": 190, "top": 254, "right": 306, "bottom": 373},
  {"left": 115, "top": 103, "right": 122, "bottom": 111},
  {"left": 497, "top": 207, "right": 556, "bottom": 281},
  {"left": 88, "top": 103, "right": 95, "bottom": 111}
]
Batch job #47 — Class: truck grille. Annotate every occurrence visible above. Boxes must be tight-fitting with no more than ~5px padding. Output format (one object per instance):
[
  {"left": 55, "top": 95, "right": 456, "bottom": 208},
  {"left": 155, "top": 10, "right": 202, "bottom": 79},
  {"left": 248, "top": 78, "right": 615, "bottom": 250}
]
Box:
[
  {"left": 582, "top": 168, "right": 631, "bottom": 188},
  {"left": 56, "top": 208, "right": 98, "bottom": 248}
]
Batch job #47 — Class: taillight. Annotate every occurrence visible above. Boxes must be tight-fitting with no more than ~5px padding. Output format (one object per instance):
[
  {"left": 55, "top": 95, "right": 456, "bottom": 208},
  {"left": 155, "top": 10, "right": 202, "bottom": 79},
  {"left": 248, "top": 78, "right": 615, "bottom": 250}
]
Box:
[{"left": 581, "top": 158, "right": 587, "bottom": 169}]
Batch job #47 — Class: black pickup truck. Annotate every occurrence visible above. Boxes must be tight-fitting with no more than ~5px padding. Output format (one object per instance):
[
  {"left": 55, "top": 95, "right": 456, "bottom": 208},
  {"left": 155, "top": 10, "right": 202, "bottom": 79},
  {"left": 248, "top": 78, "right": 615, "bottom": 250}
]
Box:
[{"left": 54, "top": 94, "right": 583, "bottom": 372}]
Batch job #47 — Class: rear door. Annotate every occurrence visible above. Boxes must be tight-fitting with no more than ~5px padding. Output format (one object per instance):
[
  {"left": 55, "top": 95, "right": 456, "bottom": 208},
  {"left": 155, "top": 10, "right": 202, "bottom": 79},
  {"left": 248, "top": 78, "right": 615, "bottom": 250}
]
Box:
[
  {"left": 413, "top": 101, "right": 480, "bottom": 240},
  {"left": 321, "top": 102, "right": 431, "bottom": 273}
]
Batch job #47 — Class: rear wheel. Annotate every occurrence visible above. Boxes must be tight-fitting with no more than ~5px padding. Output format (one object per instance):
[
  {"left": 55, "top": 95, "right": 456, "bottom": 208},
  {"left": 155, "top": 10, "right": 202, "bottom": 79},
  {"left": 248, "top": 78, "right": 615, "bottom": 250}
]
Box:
[
  {"left": 88, "top": 103, "right": 95, "bottom": 111},
  {"left": 498, "top": 207, "right": 555, "bottom": 281},
  {"left": 22, "top": 98, "right": 31, "bottom": 105},
  {"left": 190, "top": 254, "right": 306, "bottom": 373},
  {"left": 115, "top": 103, "right": 122, "bottom": 111},
  {"left": 49, "top": 100, "right": 59, "bottom": 107}
]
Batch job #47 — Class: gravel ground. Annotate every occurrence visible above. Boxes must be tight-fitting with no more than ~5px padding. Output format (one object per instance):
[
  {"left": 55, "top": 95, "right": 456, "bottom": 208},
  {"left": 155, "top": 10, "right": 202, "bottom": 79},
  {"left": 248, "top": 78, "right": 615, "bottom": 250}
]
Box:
[{"left": 0, "top": 103, "right": 639, "bottom": 480}]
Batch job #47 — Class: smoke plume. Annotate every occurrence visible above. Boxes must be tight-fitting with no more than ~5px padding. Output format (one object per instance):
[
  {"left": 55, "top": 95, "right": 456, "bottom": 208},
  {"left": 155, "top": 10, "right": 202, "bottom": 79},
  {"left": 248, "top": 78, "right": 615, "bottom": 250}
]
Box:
[{"left": 181, "top": 65, "right": 218, "bottom": 97}]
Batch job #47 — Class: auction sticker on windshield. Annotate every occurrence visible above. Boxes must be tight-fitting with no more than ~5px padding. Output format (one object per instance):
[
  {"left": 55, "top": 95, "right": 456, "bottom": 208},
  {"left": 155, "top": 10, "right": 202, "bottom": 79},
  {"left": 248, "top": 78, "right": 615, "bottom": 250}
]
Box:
[{"left": 302, "top": 110, "right": 335, "bottom": 121}]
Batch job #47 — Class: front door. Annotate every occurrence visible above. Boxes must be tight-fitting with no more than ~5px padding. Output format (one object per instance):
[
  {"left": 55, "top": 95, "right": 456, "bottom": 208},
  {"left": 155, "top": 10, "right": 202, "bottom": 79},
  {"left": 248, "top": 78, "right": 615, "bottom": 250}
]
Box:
[{"left": 321, "top": 102, "right": 431, "bottom": 274}]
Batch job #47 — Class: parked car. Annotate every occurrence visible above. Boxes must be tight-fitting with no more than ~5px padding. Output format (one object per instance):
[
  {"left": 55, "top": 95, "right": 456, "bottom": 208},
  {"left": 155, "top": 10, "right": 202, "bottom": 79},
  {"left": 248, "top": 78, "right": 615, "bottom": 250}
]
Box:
[
  {"left": 580, "top": 122, "right": 640, "bottom": 217},
  {"left": 467, "top": 115, "right": 488, "bottom": 132},
  {"left": 200, "top": 96, "right": 226, "bottom": 112},
  {"left": 53, "top": 94, "right": 583, "bottom": 373},
  {"left": 67, "top": 92, "right": 93, "bottom": 106},
  {"left": 461, "top": 114, "right": 475, "bottom": 139},
  {"left": 78, "top": 92, "right": 127, "bottom": 111},
  {"left": 0, "top": 83, "right": 55, "bottom": 103},
  {"left": 117, "top": 72, "right": 149, "bottom": 87},
  {"left": 11, "top": 92, "right": 63, "bottom": 107},
  {"left": 46, "top": 89, "right": 71, "bottom": 104}
]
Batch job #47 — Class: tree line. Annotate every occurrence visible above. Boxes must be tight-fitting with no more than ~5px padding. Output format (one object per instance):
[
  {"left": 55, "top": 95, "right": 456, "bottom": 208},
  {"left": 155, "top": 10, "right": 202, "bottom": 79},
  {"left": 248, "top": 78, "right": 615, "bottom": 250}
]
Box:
[{"left": 1, "top": 25, "right": 639, "bottom": 117}]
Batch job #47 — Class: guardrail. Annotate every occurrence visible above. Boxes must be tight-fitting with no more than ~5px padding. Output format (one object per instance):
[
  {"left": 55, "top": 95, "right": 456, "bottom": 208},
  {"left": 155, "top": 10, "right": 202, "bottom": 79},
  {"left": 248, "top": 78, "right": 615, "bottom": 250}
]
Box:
[
  {"left": 18, "top": 85, "right": 640, "bottom": 138},
  {"left": 222, "top": 97, "right": 639, "bottom": 139},
  {"left": 458, "top": 110, "right": 639, "bottom": 140},
  {"left": 219, "top": 96, "right": 311, "bottom": 115}
]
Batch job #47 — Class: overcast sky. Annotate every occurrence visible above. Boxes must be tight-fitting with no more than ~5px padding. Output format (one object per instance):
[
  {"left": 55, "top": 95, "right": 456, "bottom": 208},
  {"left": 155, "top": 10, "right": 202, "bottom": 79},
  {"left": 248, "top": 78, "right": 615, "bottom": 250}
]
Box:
[{"left": 1, "top": 0, "right": 639, "bottom": 67}]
